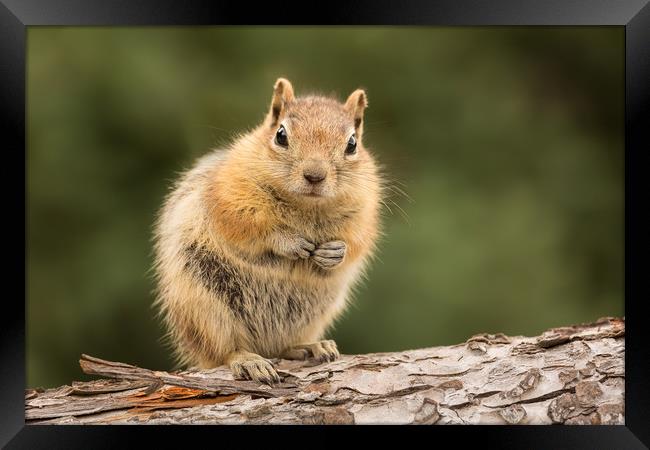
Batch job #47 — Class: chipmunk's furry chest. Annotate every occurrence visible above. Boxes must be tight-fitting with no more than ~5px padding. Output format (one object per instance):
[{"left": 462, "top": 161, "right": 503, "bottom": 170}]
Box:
[
  {"left": 265, "top": 188, "right": 361, "bottom": 241},
  {"left": 294, "top": 212, "right": 360, "bottom": 251},
  {"left": 184, "top": 243, "right": 343, "bottom": 353}
]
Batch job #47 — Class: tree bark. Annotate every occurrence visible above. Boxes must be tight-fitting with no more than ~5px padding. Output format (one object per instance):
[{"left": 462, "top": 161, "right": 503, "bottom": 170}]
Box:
[{"left": 25, "top": 317, "right": 624, "bottom": 425}]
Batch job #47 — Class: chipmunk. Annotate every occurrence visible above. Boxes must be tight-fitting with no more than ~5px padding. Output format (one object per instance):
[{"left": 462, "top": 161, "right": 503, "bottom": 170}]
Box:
[{"left": 153, "top": 78, "right": 383, "bottom": 384}]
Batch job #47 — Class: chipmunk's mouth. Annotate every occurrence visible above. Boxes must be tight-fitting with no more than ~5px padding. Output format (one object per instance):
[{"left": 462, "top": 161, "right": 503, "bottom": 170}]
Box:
[
  {"left": 288, "top": 183, "right": 333, "bottom": 199},
  {"left": 300, "top": 190, "right": 334, "bottom": 200},
  {"left": 299, "top": 184, "right": 327, "bottom": 198}
]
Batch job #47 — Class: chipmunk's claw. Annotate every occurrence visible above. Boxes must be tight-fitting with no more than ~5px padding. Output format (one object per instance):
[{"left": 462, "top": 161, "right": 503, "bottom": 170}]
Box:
[
  {"left": 230, "top": 353, "right": 280, "bottom": 385},
  {"left": 283, "top": 340, "right": 340, "bottom": 364},
  {"left": 311, "top": 241, "right": 346, "bottom": 269}
]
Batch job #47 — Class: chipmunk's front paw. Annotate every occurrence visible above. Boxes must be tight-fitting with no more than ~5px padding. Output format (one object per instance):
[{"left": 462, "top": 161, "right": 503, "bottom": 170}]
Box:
[
  {"left": 311, "top": 240, "right": 346, "bottom": 269},
  {"left": 274, "top": 234, "right": 316, "bottom": 260},
  {"left": 282, "top": 340, "right": 340, "bottom": 363},
  {"left": 228, "top": 351, "right": 280, "bottom": 385}
]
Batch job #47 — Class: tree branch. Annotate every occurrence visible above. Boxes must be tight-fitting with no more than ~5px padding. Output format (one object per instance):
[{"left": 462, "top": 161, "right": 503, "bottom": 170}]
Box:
[{"left": 25, "top": 317, "right": 624, "bottom": 424}]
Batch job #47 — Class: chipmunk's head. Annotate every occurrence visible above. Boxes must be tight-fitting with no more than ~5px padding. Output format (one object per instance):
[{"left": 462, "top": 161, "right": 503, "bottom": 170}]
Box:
[{"left": 252, "top": 78, "right": 375, "bottom": 203}]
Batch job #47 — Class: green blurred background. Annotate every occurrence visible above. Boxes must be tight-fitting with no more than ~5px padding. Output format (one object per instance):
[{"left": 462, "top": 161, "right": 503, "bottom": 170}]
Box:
[{"left": 27, "top": 27, "right": 624, "bottom": 388}]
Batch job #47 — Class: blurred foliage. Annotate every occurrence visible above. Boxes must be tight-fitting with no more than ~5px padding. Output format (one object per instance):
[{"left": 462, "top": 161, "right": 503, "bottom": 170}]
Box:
[{"left": 27, "top": 27, "right": 623, "bottom": 388}]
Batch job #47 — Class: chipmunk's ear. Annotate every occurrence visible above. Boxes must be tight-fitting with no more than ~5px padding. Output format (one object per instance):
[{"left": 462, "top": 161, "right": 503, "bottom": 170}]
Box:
[
  {"left": 344, "top": 89, "right": 368, "bottom": 136},
  {"left": 268, "top": 78, "right": 295, "bottom": 127}
]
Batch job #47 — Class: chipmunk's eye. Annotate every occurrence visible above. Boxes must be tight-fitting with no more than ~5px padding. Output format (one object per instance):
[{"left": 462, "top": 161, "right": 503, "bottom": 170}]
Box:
[
  {"left": 275, "top": 125, "right": 288, "bottom": 147},
  {"left": 345, "top": 134, "right": 357, "bottom": 155}
]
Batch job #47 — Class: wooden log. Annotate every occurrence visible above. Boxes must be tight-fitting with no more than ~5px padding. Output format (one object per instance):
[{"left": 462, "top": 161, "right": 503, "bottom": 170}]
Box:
[{"left": 25, "top": 317, "right": 624, "bottom": 425}]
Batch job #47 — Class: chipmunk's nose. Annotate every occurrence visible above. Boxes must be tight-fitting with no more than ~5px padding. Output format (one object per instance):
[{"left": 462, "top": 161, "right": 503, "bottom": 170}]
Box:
[
  {"left": 304, "top": 172, "right": 326, "bottom": 184},
  {"left": 303, "top": 162, "right": 327, "bottom": 184}
]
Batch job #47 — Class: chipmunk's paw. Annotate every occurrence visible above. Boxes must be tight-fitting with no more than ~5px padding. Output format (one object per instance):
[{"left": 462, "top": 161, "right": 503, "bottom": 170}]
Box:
[
  {"left": 311, "top": 240, "right": 346, "bottom": 269},
  {"left": 228, "top": 352, "right": 280, "bottom": 385},
  {"left": 275, "top": 234, "right": 316, "bottom": 260},
  {"left": 283, "top": 340, "right": 340, "bottom": 363}
]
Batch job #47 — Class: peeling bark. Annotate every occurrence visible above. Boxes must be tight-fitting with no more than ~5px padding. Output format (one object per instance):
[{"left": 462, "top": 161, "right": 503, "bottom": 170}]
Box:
[{"left": 25, "top": 317, "right": 625, "bottom": 425}]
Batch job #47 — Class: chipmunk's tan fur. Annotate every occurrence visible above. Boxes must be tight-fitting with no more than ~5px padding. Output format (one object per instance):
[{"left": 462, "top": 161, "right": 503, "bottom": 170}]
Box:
[{"left": 153, "top": 78, "right": 382, "bottom": 384}]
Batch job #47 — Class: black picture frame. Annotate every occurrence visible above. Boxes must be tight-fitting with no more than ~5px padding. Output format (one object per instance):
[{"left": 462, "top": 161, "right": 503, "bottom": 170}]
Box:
[{"left": 3, "top": 0, "right": 648, "bottom": 447}]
